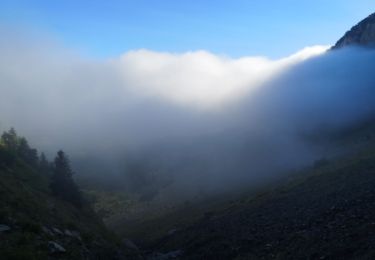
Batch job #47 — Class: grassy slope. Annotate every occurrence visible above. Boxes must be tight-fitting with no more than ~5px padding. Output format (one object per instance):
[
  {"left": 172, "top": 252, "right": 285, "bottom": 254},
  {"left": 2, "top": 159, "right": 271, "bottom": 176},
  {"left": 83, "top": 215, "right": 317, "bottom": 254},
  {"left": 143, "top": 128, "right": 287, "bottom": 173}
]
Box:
[{"left": 0, "top": 157, "right": 135, "bottom": 259}]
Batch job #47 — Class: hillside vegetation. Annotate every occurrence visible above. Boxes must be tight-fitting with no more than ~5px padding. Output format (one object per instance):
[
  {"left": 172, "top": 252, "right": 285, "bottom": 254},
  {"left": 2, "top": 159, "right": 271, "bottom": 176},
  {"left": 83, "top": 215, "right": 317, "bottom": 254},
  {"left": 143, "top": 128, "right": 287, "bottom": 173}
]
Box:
[{"left": 0, "top": 128, "right": 139, "bottom": 259}]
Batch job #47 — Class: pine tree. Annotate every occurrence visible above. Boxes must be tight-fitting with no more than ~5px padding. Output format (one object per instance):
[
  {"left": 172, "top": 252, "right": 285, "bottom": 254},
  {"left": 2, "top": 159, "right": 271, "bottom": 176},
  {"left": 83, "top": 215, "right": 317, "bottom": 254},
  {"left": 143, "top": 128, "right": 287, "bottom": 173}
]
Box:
[
  {"left": 18, "top": 137, "right": 39, "bottom": 166},
  {"left": 50, "top": 150, "right": 82, "bottom": 207},
  {"left": 1, "top": 128, "right": 18, "bottom": 152},
  {"left": 39, "top": 152, "right": 51, "bottom": 175},
  {"left": 0, "top": 128, "right": 18, "bottom": 167}
]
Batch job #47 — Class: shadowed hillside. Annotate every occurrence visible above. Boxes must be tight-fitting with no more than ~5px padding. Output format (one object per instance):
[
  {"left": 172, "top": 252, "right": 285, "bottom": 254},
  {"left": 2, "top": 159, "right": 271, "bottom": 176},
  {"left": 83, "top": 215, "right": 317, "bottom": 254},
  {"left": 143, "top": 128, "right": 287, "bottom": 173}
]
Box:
[{"left": 0, "top": 128, "right": 140, "bottom": 259}]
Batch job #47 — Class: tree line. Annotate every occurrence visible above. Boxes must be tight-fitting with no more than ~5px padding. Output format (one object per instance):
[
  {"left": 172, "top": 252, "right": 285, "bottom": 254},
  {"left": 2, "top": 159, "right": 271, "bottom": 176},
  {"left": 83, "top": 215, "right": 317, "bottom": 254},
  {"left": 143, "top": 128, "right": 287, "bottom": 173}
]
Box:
[{"left": 0, "top": 127, "right": 82, "bottom": 207}]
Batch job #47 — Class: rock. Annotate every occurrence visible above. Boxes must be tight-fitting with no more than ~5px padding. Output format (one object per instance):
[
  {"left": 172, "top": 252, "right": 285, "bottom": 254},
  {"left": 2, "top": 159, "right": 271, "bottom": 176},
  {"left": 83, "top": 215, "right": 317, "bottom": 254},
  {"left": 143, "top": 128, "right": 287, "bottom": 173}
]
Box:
[
  {"left": 64, "top": 229, "right": 82, "bottom": 241},
  {"left": 64, "top": 229, "right": 73, "bottom": 236},
  {"left": 48, "top": 241, "right": 66, "bottom": 254},
  {"left": 333, "top": 12, "right": 375, "bottom": 49},
  {"left": 162, "top": 250, "right": 183, "bottom": 259},
  {"left": 151, "top": 250, "right": 183, "bottom": 259},
  {"left": 122, "top": 238, "right": 139, "bottom": 251},
  {"left": 52, "top": 227, "right": 63, "bottom": 235},
  {"left": 70, "top": 230, "right": 82, "bottom": 241},
  {"left": 42, "top": 226, "right": 54, "bottom": 236},
  {"left": 0, "top": 224, "right": 11, "bottom": 232},
  {"left": 167, "top": 228, "right": 178, "bottom": 236}
]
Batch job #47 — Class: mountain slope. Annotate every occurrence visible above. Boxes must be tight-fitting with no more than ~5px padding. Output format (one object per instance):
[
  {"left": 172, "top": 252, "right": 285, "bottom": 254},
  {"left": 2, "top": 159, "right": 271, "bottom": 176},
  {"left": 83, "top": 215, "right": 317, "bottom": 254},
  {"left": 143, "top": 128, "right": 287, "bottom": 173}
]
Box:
[
  {"left": 0, "top": 133, "right": 140, "bottom": 259},
  {"left": 333, "top": 12, "right": 375, "bottom": 49},
  {"left": 120, "top": 13, "right": 375, "bottom": 259},
  {"left": 144, "top": 137, "right": 375, "bottom": 259}
]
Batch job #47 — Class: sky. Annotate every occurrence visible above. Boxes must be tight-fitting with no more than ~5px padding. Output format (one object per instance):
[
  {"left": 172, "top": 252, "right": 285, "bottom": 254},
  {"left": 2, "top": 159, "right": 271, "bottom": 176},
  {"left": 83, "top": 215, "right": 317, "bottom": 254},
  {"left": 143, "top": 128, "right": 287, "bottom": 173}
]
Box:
[{"left": 0, "top": 0, "right": 374, "bottom": 58}]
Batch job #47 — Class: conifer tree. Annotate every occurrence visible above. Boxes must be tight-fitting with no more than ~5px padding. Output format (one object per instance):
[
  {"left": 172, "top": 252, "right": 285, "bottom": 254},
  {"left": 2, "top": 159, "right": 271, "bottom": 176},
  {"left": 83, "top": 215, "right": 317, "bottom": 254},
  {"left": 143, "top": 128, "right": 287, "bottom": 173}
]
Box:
[
  {"left": 50, "top": 150, "right": 82, "bottom": 207},
  {"left": 18, "top": 137, "right": 39, "bottom": 166},
  {"left": 1, "top": 128, "right": 18, "bottom": 152},
  {"left": 39, "top": 152, "right": 51, "bottom": 175}
]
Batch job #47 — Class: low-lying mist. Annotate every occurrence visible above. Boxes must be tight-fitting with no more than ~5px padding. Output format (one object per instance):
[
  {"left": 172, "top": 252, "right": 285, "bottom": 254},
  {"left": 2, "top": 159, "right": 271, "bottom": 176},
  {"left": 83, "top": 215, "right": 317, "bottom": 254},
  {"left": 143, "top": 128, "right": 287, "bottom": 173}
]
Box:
[{"left": 1, "top": 28, "right": 375, "bottom": 201}]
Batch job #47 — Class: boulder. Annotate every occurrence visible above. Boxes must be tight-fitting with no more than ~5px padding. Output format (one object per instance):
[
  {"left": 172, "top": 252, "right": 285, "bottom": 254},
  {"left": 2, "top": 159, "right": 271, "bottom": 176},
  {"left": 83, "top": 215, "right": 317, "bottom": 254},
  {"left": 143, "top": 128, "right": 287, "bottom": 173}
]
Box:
[
  {"left": 64, "top": 229, "right": 73, "bottom": 236},
  {"left": 48, "top": 241, "right": 66, "bottom": 254},
  {"left": 151, "top": 250, "right": 183, "bottom": 259},
  {"left": 42, "top": 226, "right": 54, "bottom": 236},
  {"left": 52, "top": 227, "right": 63, "bottom": 235},
  {"left": 122, "top": 238, "right": 139, "bottom": 251}
]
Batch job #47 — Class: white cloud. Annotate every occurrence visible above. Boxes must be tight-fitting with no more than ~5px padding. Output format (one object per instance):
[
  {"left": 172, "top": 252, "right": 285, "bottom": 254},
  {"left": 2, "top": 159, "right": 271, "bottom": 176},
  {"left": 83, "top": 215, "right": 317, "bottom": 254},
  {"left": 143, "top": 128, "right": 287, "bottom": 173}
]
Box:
[
  {"left": 116, "top": 46, "right": 329, "bottom": 109},
  {"left": 0, "top": 28, "right": 331, "bottom": 156}
]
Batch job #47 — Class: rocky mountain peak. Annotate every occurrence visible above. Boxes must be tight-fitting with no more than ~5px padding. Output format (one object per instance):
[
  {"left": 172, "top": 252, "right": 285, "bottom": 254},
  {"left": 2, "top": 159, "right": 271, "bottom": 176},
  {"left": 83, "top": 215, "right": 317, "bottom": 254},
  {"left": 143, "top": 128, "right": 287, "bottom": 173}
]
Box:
[{"left": 332, "top": 12, "right": 375, "bottom": 49}]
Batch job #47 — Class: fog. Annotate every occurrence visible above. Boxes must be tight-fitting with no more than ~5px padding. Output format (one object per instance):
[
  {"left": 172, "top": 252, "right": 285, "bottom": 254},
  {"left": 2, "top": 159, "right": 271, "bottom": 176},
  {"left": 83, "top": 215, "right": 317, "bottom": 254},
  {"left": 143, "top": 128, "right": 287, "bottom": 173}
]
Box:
[{"left": 1, "top": 28, "right": 375, "bottom": 199}]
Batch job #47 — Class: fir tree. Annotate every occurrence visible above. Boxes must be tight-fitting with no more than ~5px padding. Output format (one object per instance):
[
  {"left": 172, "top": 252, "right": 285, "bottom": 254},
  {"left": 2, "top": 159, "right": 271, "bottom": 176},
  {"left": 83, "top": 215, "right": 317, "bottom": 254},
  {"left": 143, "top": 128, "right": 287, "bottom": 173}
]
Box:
[
  {"left": 18, "top": 137, "right": 39, "bottom": 166},
  {"left": 39, "top": 152, "right": 51, "bottom": 175},
  {"left": 50, "top": 150, "right": 82, "bottom": 207},
  {"left": 1, "top": 128, "right": 18, "bottom": 152}
]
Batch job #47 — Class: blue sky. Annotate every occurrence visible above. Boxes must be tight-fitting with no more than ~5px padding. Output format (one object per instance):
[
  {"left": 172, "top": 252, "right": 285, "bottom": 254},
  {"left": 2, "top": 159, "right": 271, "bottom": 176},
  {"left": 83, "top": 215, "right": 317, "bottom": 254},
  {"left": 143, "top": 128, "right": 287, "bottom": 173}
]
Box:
[{"left": 0, "top": 0, "right": 374, "bottom": 58}]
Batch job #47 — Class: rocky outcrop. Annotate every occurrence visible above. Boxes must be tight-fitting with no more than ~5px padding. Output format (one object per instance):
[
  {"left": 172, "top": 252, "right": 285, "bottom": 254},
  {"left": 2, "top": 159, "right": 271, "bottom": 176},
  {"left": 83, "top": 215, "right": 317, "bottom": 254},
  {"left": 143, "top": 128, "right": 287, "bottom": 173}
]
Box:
[{"left": 332, "top": 12, "right": 375, "bottom": 49}]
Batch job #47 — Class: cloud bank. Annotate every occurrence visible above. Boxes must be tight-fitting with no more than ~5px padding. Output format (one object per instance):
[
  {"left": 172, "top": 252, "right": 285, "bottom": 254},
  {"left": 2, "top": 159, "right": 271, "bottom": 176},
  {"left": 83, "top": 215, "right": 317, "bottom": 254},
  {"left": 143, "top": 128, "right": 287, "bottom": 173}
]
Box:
[
  {"left": 1, "top": 28, "right": 375, "bottom": 198},
  {"left": 0, "top": 29, "right": 327, "bottom": 151},
  {"left": 117, "top": 46, "right": 328, "bottom": 108}
]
